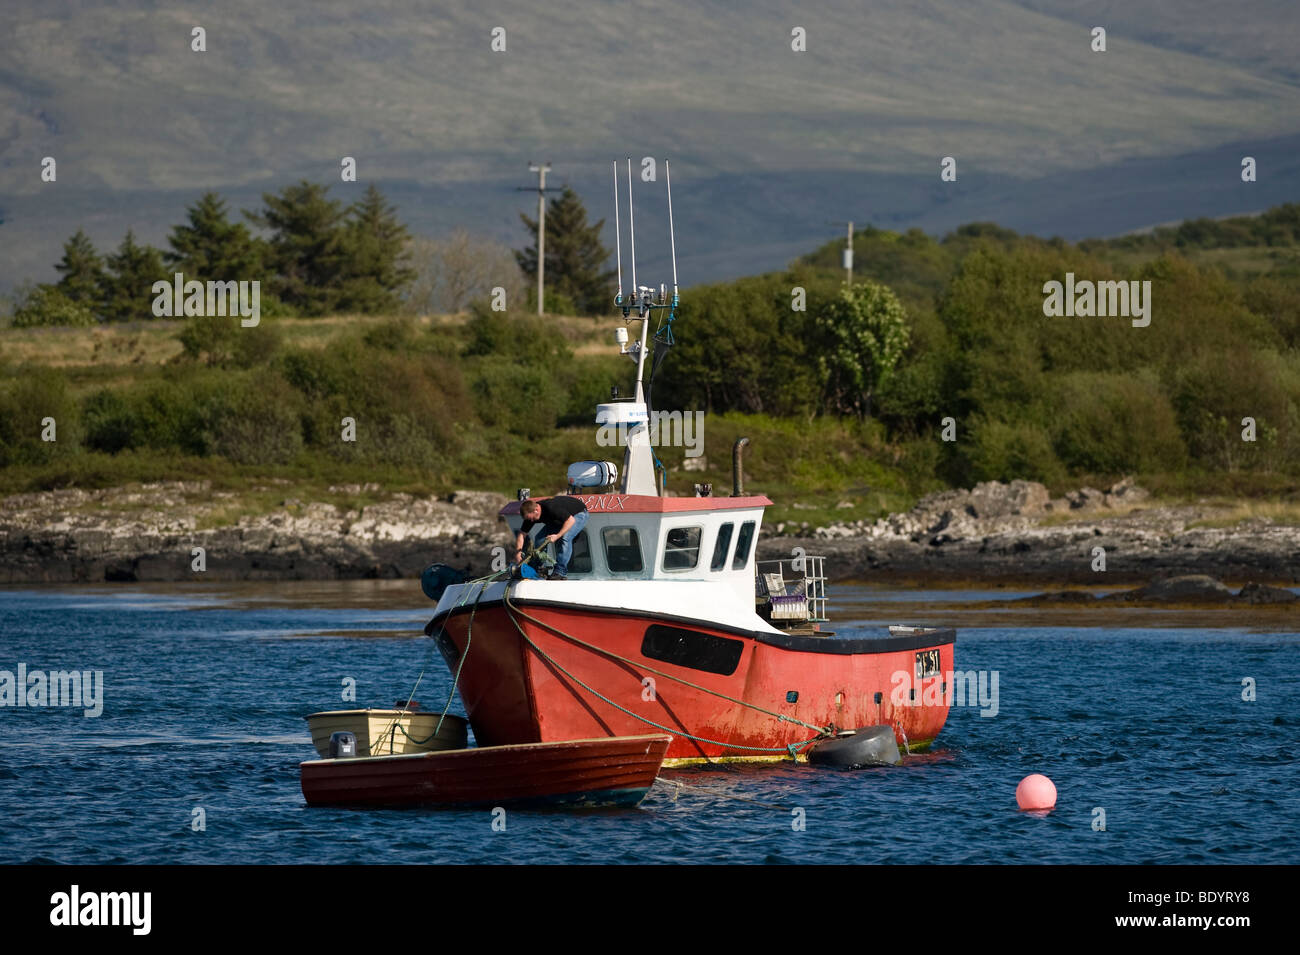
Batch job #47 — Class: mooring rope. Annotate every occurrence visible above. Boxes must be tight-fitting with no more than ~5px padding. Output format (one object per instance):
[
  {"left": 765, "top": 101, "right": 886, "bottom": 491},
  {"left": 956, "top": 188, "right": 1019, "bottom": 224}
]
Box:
[
  {"left": 653, "top": 775, "right": 792, "bottom": 811},
  {"left": 500, "top": 580, "right": 829, "bottom": 756},
  {"left": 377, "top": 570, "right": 503, "bottom": 752},
  {"left": 502, "top": 584, "right": 834, "bottom": 737},
  {"left": 387, "top": 534, "right": 558, "bottom": 750}
]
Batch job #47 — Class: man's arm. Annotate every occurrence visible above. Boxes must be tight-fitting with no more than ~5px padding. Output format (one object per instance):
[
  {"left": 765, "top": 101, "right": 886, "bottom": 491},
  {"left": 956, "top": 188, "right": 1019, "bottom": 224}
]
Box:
[{"left": 545, "top": 515, "right": 575, "bottom": 544}]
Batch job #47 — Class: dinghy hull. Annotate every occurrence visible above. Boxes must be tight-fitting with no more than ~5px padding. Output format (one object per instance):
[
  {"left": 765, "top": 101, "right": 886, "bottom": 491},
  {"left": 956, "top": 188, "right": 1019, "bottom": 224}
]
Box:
[{"left": 300, "top": 734, "right": 671, "bottom": 808}]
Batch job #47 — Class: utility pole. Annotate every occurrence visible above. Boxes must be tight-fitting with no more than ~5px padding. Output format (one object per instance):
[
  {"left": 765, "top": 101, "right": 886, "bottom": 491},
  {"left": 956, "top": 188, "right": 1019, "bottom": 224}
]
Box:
[
  {"left": 829, "top": 220, "right": 860, "bottom": 285},
  {"left": 518, "top": 162, "right": 559, "bottom": 315},
  {"left": 845, "top": 220, "right": 853, "bottom": 285}
]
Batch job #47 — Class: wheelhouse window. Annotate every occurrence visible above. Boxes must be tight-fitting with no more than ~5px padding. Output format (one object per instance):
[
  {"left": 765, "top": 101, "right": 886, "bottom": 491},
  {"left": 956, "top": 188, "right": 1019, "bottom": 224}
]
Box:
[
  {"left": 641, "top": 625, "right": 744, "bottom": 676},
  {"left": 661, "top": 526, "right": 703, "bottom": 571},
  {"left": 710, "top": 522, "right": 735, "bottom": 571},
  {"left": 568, "top": 530, "right": 593, "bottom": 575},
  {"left": 732, "top": 520, "right": 756, "bottom": 570},
  {"left": 602, "top": 526, "right": 643, "bottom": 573}
]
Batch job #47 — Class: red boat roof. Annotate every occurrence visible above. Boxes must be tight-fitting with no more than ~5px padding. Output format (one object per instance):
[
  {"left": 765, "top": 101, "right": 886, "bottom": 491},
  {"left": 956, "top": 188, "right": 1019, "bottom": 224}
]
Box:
[{"left": 499, "top": 493, "right": 772, "bottom": 516}]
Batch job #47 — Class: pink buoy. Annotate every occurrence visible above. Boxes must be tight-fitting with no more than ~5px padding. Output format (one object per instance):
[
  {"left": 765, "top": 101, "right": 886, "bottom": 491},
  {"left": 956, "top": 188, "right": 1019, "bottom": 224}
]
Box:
[{"left": 1016, "top": 773, "right": 1057, "bottom": 811}]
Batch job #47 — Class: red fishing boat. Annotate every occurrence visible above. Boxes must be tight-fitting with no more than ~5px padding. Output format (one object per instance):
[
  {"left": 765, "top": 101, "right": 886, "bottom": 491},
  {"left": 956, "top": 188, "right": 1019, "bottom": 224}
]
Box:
[
  {"left": 300, "top": 734, "right": 672, "bottom": 808},
  {"left": 421, "top": 160, "right": 956, "bottom": 765}
]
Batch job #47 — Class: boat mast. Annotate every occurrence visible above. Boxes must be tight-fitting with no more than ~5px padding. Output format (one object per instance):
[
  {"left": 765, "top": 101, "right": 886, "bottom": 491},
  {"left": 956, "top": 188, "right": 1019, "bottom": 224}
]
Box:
[
  {"left": 612, "top": 160, "right": 623, "bottom": 306},
  {"left": 599, "top": 157, "right": 680, "bottom": 497},
  {"left": 666, "top": 158, "right": 678, "bottom": 308},
  {"left": 627, "top": 158, "right": 650, "bottom": 404}
]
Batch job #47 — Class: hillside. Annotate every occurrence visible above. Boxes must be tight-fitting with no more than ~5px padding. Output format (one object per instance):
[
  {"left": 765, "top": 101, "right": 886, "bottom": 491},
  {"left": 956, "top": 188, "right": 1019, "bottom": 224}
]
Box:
[{"left": 3, "top": 0, "right": 1299, "bottom": 291}]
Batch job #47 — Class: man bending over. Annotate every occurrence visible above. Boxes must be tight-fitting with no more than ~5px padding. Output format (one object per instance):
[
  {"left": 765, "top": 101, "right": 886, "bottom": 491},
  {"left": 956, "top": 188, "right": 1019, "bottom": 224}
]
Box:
[{"left": 515, "top": 496, "right": 589, "bottom": 580}]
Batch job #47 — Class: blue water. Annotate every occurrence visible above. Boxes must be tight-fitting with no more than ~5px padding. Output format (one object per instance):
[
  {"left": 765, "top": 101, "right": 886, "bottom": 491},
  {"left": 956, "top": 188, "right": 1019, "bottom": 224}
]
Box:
[{"left": 0, "top": 584, "right": 1296, "bottom": 864}]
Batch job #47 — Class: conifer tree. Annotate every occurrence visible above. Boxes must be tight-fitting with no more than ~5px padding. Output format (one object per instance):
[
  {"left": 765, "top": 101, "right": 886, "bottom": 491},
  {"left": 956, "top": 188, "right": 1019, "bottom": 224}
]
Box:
[
  {"left": 166, "top": 192, "right": 265, "bottom": 281},
  {"left": 516, "top": 186, "right": 614, "bottom": 315},
  {"left": 55, "top": 229, "right": 107, "bottom": 311},
  {"left": 100, "top": 230, "right": 167, "bottom": 322},
  {"left": 336, "top": 185, "right": 416, "bottom": 313},
  {"left": 246, "top": 181, "right": 347, "bottom": 316}
]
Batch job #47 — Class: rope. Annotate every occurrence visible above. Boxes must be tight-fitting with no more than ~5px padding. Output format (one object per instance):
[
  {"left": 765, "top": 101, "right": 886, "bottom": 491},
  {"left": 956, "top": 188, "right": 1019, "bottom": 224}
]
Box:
[
  {"left": 500, "top": 581, "right": 829, "bottom": 756},
  {"left": 374, "top": 570, "right": 503, "bottom": 753},
  {"left": 397, "top": 538, "right": 549, "bottom": 751},
  {"left": 502, "top": 585, "right": 833, "bottom": 736},
  {"left": 653, "top": 776, "right": 791, "bottom": 811}
]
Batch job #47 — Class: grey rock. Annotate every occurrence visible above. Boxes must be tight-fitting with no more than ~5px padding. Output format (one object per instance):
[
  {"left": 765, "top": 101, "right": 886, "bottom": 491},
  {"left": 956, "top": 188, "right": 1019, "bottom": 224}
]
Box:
[
  {"left": 1122, "top": 575, "right": 1235, "bottom": 602},
  {"left": 1236, "top": 582, "right": 1298, "bottom": 604}
]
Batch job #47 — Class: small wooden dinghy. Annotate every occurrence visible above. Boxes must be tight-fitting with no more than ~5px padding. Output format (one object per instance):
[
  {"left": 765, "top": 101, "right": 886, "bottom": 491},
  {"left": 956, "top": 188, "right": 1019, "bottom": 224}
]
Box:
[
  {"left": 305, "top": 708, "right": 468, "bottom": 758},
  {"left": 300, "top": 734, "right": 672, "bottom": 808}
]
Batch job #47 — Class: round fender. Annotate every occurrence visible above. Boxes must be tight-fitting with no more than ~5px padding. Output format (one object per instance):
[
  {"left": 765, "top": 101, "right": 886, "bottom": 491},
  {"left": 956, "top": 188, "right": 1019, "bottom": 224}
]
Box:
[{"left": 808, "top": 725, "right": 902, "bottom": 769}]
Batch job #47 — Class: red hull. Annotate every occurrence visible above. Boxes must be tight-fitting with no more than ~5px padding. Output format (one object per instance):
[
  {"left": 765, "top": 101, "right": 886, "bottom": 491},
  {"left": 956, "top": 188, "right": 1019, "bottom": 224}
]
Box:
[
  {"left": 300, "top": 734, "right": 671, "bottom": 808},
  {"left": 433, "top": 600, "right": 956, "bottom": 762}
]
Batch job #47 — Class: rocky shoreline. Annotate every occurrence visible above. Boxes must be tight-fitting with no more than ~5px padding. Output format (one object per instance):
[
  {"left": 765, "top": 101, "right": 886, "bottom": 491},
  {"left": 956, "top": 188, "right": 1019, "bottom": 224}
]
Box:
[
  {"left": 0, "top": 482, "right": 508, "bottom": 583},
  {"left": 770, "top": 479, "right": 1300, "bottom": 586},
  {"left": 1, "top": 478, "right": 1298, "bottom": 586}
]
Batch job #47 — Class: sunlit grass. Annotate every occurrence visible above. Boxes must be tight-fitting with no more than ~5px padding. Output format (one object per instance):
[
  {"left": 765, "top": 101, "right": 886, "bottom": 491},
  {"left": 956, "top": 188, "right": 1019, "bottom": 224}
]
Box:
[{"left": 1186, "top": 499, "right": 1300, "bottom": 529}]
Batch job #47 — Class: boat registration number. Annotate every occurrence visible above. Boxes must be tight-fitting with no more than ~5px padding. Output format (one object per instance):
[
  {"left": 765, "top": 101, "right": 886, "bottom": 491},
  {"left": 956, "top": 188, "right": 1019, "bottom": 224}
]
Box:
[{"left": 914, "top": 650, "right": 941, "bottom": 680}]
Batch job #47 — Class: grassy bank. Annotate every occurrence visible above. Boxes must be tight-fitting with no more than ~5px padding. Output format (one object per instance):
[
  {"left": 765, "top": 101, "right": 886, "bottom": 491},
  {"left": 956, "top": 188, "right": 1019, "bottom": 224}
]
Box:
[
  {"left": 5, "top": 208, "right": 1300, "bottom": 523},
  {"left": 0, "top": 311, "right": 919, "bottom": 525}
]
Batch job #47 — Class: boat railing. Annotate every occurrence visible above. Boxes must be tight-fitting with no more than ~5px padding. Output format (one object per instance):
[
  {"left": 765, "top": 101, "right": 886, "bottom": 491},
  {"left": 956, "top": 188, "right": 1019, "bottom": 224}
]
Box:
[{"left": 755, "top": 555, "right": 829, "bottom": 623}]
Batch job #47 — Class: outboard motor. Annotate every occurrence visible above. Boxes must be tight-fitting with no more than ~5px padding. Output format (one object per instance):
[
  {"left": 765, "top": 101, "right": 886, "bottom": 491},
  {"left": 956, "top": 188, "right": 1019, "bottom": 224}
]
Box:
[
  {"left": 328, "top": 731, "right": 358, "bottom": 759},
  {"left": 421, "top": 563, "right": 469, "bottom": 602}
]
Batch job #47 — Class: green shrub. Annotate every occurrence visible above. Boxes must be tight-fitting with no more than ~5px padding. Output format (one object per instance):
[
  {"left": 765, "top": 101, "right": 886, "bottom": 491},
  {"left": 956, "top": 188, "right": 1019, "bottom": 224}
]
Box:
[
  {"left": 471, "top": 355, "right": 566, "bottom": 435},
  {"left": 178, "top": 315, "right": 284, "bottom": 367},
  {"left": 12, "top": 286, "right": 97, "bottom": 328},
  {"left": 82, "top": 389, "right": 140, "bottom": 454},
  {"left": 963, "top": 415, "right": 1065, "bottom": 485},
  {"left": 656, "top": 273, "right": 827, "bottom": 417},
  {"left": 1052, "top": 372, "right": 1186, "bottom": 474},
  {"left": 1171, "top": 348, "right": 1300, "bottom": 471},
  {"left": 462, "top": 304, "right": 571, "bottom": 366},
  {"left": 209, "top": 373, "right": 304, "bottom": 465},
  {"left": 0, "top": 368, "right": 82, "bottom": 466},
  {"left": 560, "top": 355, "right": 625, "bottom": 427},
  {"left": 362, "top": 316, "right": 417, "bottom": 351}
]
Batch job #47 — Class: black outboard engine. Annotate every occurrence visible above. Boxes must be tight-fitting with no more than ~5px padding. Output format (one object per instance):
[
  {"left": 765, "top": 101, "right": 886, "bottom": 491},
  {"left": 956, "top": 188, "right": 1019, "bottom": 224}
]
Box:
[
  {"left": 328, "top": 731, "right": 358, "bottom": 759},
  {"left": 421, "top": 563, "right": 469, "bottom": 602}
]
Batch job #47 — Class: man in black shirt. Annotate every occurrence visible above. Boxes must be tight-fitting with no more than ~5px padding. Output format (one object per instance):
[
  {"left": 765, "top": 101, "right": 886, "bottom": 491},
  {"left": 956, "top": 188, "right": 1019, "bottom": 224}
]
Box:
[{"left": 515, "top": 496, "right": 589, "bottom": 580}]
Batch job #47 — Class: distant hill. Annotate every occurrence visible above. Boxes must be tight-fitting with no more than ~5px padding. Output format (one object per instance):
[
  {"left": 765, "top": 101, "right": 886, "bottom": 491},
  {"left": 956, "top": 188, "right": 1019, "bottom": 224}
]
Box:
[{"left": 2, "top": 0, "right": 1298, "bottom": 291}]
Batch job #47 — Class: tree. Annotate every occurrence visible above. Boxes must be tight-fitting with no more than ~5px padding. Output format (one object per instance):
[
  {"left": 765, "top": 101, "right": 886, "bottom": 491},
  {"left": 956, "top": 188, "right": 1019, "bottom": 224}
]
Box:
[
  {"left": 515, "top": 186, "right": 614, "bottom": 315},
  {"left": 12, "top": 285, "right": 96, "bottom": 328},
  {"left": 246, "top": 181, "right": 347, "bottom": 315},
  {"left": 166, "top": 192, "right": 266, "bottom": 281},
  {"left": 100, "top": 230, "right": 168, "bottom": 322},
  {"left": 335, "top": 185, "right": 416, "bottom": 314},
  {"left": 405, "top": 230, "right": 526, "bottom": 315},
  {"left": 54, "top": 229, "right": 107, "bottom": 310},
  {"left": 815, "top": 281, "right": 911, "bottom": 417}
]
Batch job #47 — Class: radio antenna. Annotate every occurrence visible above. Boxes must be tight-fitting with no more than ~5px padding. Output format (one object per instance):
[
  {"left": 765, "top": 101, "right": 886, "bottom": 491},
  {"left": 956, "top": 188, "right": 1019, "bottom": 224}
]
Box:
[
  {"left": 665, "top": 158, "right": 678, "bottom": 304},
  {"left": 626, "top": 157, "right": 638, "bottom": 308},
  {"left": 612, "top": 160, "right": 623, "bottom": 304}
]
